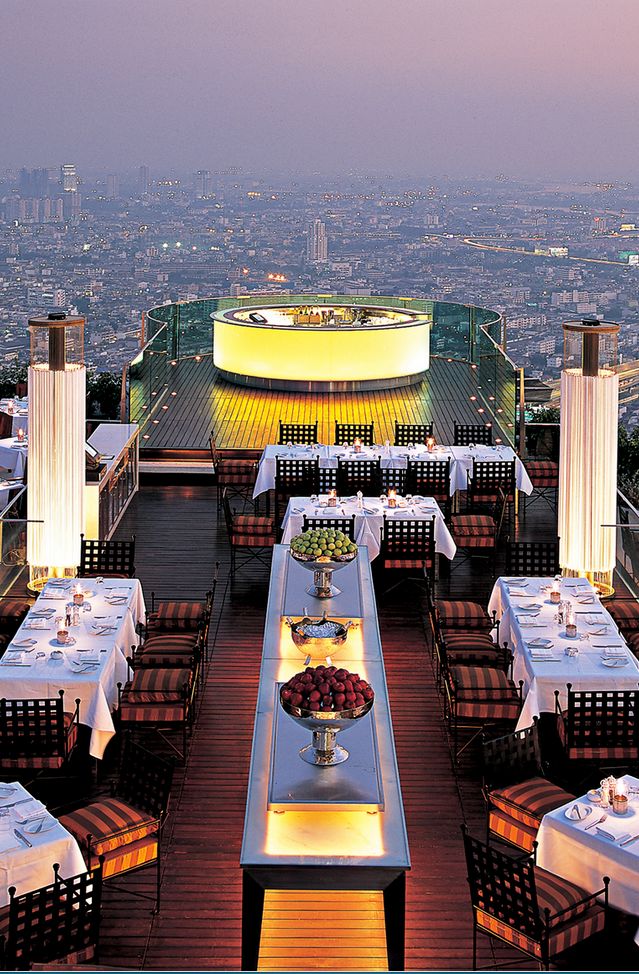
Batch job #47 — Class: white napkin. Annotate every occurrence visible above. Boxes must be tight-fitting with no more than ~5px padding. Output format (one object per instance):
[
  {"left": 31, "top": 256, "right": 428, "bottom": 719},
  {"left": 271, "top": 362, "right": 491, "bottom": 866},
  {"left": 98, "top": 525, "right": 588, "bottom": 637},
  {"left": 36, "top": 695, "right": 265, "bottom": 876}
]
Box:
[
  {"left": 603, "top": 647, "right": 628, "bottom": 659},
  {"left": 529, "top": 648, "right": 556, "bottom": 661},
  {"left": 0, "top": 831, "right": 21, "bottom": 853},
  {"left": 566, "top": 802, "right": 590, "bottom": 821},
  {"left": 15, "top": 799, "right": 46, "bottom": 822},
  {"left": 92, "top": 616, "right": 117, "bottom": 627},
  {"left": 23, "top": 619, "right": 50, "bottom": 630},
  {"left": 40, "top": 591, "right": 67, "bottom": 600},
  {"left": 596, "top": 825, "right": 632, "bottom": 843},
  {"left": 508, "top": 588, "right": 529, "bottom": 596},
  {"left": 518, "top": 620, "right": 544, "bottom": 628}
]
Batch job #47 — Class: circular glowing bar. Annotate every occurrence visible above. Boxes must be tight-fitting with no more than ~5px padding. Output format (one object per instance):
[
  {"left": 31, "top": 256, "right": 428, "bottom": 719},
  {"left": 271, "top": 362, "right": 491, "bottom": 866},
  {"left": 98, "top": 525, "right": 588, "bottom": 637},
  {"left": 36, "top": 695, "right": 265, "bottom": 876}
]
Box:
[{"left": 212, "top": 304, "right": 431, "bottom": 391}]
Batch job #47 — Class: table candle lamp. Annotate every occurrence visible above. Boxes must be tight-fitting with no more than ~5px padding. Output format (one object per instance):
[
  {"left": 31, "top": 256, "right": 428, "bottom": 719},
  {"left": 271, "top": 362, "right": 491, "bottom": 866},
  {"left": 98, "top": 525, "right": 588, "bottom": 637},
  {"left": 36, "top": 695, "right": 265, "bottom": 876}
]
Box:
[
  {"left": 426, "top": 435, "right": 436, "bottom": 453},
  {"left": 328, "top": 488, "right": 338, "bottom": 508},
  {"left": 7, "top": 400, "right": 14, "bottom": 414},
  {"left": 353, "top": 437, "right": 362, "bottom": 454},
  {"left": 16, "top": 427, "right": 25, "bottom": 442},
  {"left": 73, "top": 583, "right": 84, "bottom": 606},
  {"left": 388, "top": 489, "right": 397, "bottom": 509},
  {"left": 613, "top": 778, "right": 628, "bottom": 815},
  {"left": 550, "top": 580, "right": 561, "bottom": 604},
  {"left": 565, "top": 604, "right": 577, "bottom": 638}
]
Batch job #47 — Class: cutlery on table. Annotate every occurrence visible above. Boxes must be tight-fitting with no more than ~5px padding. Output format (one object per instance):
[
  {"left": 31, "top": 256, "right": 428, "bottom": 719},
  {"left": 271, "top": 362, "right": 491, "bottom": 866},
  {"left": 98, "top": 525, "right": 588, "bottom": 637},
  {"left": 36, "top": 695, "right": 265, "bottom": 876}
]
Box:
[
  {"left": 620, "top": 833, "right": 639, "bottom": 847},
  {"left": 14, "top": 828, "right": 32, "bottom": 848},
  {"left": 584, "top": 813, "right": 607, "bottom": 831},
  {"left": 0, "top": 797, "right": 31, "bottom": 809}
]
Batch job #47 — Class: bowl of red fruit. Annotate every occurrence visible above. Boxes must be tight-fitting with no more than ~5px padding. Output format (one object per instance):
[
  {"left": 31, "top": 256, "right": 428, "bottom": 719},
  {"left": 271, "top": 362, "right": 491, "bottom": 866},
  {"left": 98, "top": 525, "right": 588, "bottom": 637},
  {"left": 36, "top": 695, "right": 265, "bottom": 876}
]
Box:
[{"left": 279, "top": 664, "right": 374, "bottom": 766}]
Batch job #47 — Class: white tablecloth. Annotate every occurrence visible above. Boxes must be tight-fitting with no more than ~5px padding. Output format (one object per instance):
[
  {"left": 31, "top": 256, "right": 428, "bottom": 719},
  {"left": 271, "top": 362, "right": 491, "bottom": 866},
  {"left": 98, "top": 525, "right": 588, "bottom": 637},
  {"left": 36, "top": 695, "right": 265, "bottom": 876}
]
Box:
[
  {"left": 0, "top": 438, "right": 27, "bottom": 478},
  {"left": 253, "top": 443, "right": 533, "bottom": 498},
  {"left": 0, "top": 399, "right": 29, "bottom": 436},
  {"left": 537, "top": 775, "right": 639, "bottom": 921},
  {"left": 0, "top": 781, "right": 86, "bottom": 906},
  {"left": 487, "top": 576, "right": 639, "bottom": 730},
  {"left": 280, "top": 495, "right": 456, "bottom": 561},
  {"left": 0, "top": 578, "right": 145, "bottom": 759}
]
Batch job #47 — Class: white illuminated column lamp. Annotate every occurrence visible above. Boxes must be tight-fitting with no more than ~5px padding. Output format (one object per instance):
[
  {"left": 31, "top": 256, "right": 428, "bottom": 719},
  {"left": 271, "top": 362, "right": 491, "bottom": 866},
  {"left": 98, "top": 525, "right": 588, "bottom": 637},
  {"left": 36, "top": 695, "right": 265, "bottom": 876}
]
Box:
[
  {"left": 27, "top": 312, "right": 86, "bottom": 591},
  {"left": 558, "top": 318, "right": 620, "bottom": 595}
]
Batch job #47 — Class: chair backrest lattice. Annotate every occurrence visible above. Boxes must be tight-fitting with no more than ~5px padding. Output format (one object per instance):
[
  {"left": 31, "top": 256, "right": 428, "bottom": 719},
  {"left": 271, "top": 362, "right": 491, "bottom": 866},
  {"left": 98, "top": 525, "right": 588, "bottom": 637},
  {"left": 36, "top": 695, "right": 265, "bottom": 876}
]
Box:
[
  {"left": 0, "top": 691, "right": 70, "bottom": 760},
  {"left": 394, "top": 422, "right": 433, "bottom": 446},
  {"left": 117, "top": 735, "right": 174, "bottom": 820},
  {"left": 275, "top": 458, "right": 319, "bottom": 498},
  {"left": 482, "top": 721, "right": 542, "bottom": 788},
  {"left": 469, "top": 461, "right": 515, "bottom": 500},
  {"left": 302, "top": 515, "right": 356, "bottom": 539},
  {"left": 505, "top": 541, "right": 560, "bottom": 577},
  {"left": 381, "top": 466, "right": 407, "bottom": 494},
  {"left": 454, "top": 423, "right": 493, "bottom": 446},
  {"left": 79, "top": 534, "right": 135, "bottom": 577},
  {"left": 562, "top": 685, "right": 639, "bottom": 752},
  {"left": 2, "top": 864, "right": 103, "bottom": 969},
  {"left": 336, "top": 459, "right": 381, "bottom": 496},
  {"left": 334, "top": 422, "right": 374, "bottom": 446},
  {"left": 406, "top": 459, "right": 450, "bottom": 498},
  {"left": 278, "top": 421, "right": 318, "bottom": 446},
  {"left": 463, "top": 830, "right": 542, "bottom": 941},
  {"left": 381, "top": 515, "right": 435, "bottom": 561}
]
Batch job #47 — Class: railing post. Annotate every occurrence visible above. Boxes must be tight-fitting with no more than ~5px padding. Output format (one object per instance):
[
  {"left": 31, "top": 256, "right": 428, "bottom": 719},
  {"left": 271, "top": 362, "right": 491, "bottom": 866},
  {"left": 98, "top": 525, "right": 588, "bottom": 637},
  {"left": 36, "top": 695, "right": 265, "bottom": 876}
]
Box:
[{"left": 518, "top": 367, "right": 526, "bottom": 457}]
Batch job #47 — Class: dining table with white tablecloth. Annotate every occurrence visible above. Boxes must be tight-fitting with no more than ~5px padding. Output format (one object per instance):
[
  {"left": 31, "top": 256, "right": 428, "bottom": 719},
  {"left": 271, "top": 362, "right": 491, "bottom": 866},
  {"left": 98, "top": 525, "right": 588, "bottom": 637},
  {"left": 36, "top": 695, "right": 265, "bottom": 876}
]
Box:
[
  {"left": 0, "top": 577, "right": 145, "bottom": 759},
  {"left": 253, "top": 442, "right": 533, "bottom": 499},
  {"left": 537, "top": 774, "right": 639, "bottom": 931},
  {"left": 488, "top": 576, "right": 639, "bottom": 730},
  {"left": 0, "top": 437, "right": 27, "bottom": 479},
  {"left": 280, "top": 495, "right": 457, "bottom": 561},
  {"left": 0, "top": 398, "right": 29, "bottom": 436},
  {"left": 0, "top": 780, "right": 86, "bottom": 906}
]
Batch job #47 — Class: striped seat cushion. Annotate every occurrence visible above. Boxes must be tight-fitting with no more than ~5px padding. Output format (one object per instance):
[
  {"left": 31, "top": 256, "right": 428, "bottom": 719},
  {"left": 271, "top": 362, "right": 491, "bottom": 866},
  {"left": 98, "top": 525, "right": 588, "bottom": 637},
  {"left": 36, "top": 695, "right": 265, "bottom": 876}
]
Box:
[
  {"left": 233, "top": 515, "right": 274, "bottom": 536},
  {"left": 451, "top": 515, "right": 495, "bottom": 547},
  {"left": 126, "top": 667, "right": 191, "bottom": 704},
  {"left": 607, "top": 600, "right": 639, "bottom": 632},
  {"left": 436, "top": 600, "right": 492, "bottom": 630},
  {"left": 383, "top": 558, "right": 432, "bottom": 570},
  {"left": 535, "top": 865, "right": 594, "bottom": 927},
  {"left": 120, "top": 703, "right": 184, "bottom": 723},
  {"left": 489, "top": 808, "right": 538, "bottom": 852},
  {"left": 142, "top": 634, "right": 199, "bottom": 652},
  {"left": 138, "top": 637, "right": 197, "bottom": 666},
  {"left": 0, "top": 599, "right": 31, "bottom": 633},
  {"left": 526, "top": 459, "right": 559, "bottom": 488},
  {"left": 628, "top": 631, "right": 639, "bottom": 657},
  {"left": 98, "top": 836, "right": 158, "bottom": 879},
  {"left": 60, "top": 797, "right": 157, "bottom": 856},
  {"left": 216, "top": 459, "right": 256, "bottom": 485},
  {"left": 490, "top": 777, "right": 574, "bottom": 830},
  {"left": 232, "top": 532, "right": 275, "bottom": 547},
  {"left": 147, "top": 601, "right": 206, "bottom": 633},
  {"left": 477, "top": 903, "right": 605, "bottom": 959},
  {"left": 449, "top": 665, "right": 520, "bottom": 720},
  {"left": 445, "top": 646, "right": 504, "bottom": 667},
  {"left": 442, "top": 631, "right": 495, "bottom": 648},
  {"left": 1, "top": 712, "right": 78, "bottom": 770}
]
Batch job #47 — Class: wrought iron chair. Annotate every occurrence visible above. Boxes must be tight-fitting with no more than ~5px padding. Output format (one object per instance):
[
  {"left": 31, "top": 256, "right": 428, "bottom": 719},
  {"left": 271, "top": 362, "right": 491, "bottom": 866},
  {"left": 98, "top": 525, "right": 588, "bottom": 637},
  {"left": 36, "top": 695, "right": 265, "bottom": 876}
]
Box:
[
  {"left": 454, "top": 422, "right": 493, "bottom": 446},
  {"left": 482, "top": 720, "right": 575, "bottom": 853},
  {"left": 430, "top": 602, "right": 505, "bottom": 690},
  {"left": 78, "top": 533, "right": 136, "bottom": 578},
  {"left": 318, "top": 464, "right": 338, "bottom": 494},
  {"left": 0, "top": 690, "right": 80, "bottom": 776},
  {"left": 394, "top": 421, "right": 433, "bottom": 446},
  {"left": 505, "top": 541, "right": 560, "bottom": 578},
  {"left": 449, "top": 492, "right": 507, "bottom": 574},
  {"left": 278, "top": 420, "right": 319, "bottom": 445},
  {"left": 379, "top": 514, "right": 436, "bottom": 592},
  {"left": 209, "top": 434, "right": 257, "bottom": 512},
  {"left": 275, "top": 457, "right": 320, "bottom": 527},
  {"left": 60, "top": 736, "right": 173, "bottom": 913},
  {"left": 406, "top": 459, "right": 451, "bottom": 517},
  {"left": 462, "top": 827, "right": 609, "bottom": 971},
  {"left": 302, "top": 514, "right": 356, "bottom": 539},
  {"left": 555, "top": 685, "right": 639, "bottom": 768},
  {"left": 605, "top": 598, "right": 639, "bottom": 639},
  {"left": 334, "top": 421, "right": 374, "bottom": 446},
  {"left": 222, "top": 487, "right": 275, "bottom": 577},
  {"left": 336, "top": 459, "right": 381, "bottom": 496},
  {"left": 118, "top": 661, "right": 197, "bottom": 765},
  {"left": 145, "top": 582, "right": 216, "bottom": 663},
  {"left": 442, "top": 653, "right": 522, "bottom": 761},
  {"left": 380, "top": 465, "right": 407, "bottom": 495},
  {"left": 0, "top": 862, "right": 104, "bottom": 969},
  {"left": 467, "top": 460, "right": 516, "bottom": 511},
  {"left": 523, "top": 458, "right": 559, "bottom": 515}
]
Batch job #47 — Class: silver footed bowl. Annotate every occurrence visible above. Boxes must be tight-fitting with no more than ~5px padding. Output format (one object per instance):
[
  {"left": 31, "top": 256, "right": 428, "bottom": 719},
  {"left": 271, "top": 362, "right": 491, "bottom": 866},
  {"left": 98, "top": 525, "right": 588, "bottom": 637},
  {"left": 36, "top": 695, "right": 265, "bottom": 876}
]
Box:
[
  {"left": 286, "top": 615, "right": 352, "bottom": 656},
  {"left": 280, "top": 692, "right": 373, "bottom": 766},
  {"left": 289, "top": 547, "right": 357, "bottom": 599}
]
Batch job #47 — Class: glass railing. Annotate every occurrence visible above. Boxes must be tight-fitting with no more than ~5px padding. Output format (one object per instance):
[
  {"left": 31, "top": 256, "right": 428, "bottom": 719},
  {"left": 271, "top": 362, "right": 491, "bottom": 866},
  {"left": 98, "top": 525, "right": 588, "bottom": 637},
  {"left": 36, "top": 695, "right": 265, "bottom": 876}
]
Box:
[
  {"left": 616, "top": 490, "right": 639, "bottom": 599},
  {"left": 128, "top": 295, "right": 519, "bottom": 445},
  {"left": 0, "top": 485, "right": 28, "bottom": 595}
]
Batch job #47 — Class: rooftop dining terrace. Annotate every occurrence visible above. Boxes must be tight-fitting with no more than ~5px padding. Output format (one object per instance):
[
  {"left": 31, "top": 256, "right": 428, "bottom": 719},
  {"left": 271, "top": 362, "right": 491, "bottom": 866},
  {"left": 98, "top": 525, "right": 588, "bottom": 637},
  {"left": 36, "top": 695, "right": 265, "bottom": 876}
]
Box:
[{"left": 47, "top": 472, "right": 632, "bottom": 972}]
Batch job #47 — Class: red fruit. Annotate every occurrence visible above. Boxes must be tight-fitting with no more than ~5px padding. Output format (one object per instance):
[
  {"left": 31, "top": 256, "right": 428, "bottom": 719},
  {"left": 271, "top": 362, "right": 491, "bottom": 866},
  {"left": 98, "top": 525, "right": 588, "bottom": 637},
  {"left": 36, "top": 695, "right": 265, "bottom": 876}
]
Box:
[
  {"left": 333, "top": 681, "right": 345, "bottom": 692},
  {"left": 281, "top": 688, "right": 292, "bottom": 702},
  {"left": 309, "top": 689, "right": 321, "bottom": 702},
  {"left": 325, "top": 666, "right": 337, "bottom": 676},
  {"left": 343, "top": 680, "right": 353, "bottom": 693},
  {"left": 321, "top": 704, "right": 333, "bottom": 711},
  {"left": 323, "top": 694, "right": 333, "bottom": 706},
  {"left": 300, "top": 673, "right": 313, "bottom": 684},
  {"left": 335, "top": 669, "right": 348, "bottom": 680},
  {"left": 315, "top": 664, "right": 326, "bottom": 673},
  {"left": 355, "top": 694, "right": 365, "bottom": 706},
  {"left": 307, "top": 700, "right": 320, "bottom": 711},
  {"left": 345, "top": 692, "right": 356, "bottom": 704},
  {"left": 318, "top": 682, "right": 330, "bottom": 695},
  {"left": 290, "top": 692, "right": 303, "bottom": 707},
  {"left": 350, "top": 673, "right": 360, "bottom": 683},
  {"left": 362, "top": 687, "right": 374, "bottom": 701},
  {"left": 334, "top": 692, "right": 346, "bottom": 708}
]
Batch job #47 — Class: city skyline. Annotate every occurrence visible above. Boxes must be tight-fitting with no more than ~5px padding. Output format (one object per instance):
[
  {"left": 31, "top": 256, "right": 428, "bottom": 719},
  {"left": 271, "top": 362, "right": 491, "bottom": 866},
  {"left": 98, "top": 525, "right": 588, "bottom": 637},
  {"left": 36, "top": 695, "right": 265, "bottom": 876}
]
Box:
[{"left": 2, "top": 0, "right": 639, "bottom": 178}]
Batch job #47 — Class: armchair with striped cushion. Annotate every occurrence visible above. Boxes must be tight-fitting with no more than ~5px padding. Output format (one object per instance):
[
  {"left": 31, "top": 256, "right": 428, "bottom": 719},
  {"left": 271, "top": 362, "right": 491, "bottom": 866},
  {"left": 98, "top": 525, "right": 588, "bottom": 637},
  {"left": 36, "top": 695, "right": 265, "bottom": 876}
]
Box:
[
  {"left": 0, "top": 690, "right": 80, "bottom": 774},
  {"left": 555, "top": 685, "right": 639, "bottom": 766},
  {"left": 462, "top": 828, "right": 609, "bottom": 970},
  {"left": 523, "top": 458, "right": 559, "bottom": 515},
  {"left": 118, "top": 661, "right": 197, "bottom": 763},
  {"left": 222, "top": 487, "right": 275, "bottom": 576},
  {"left": 482, "top": 721, "right": 575, "bottom": 853},
  {"left": 606, "top": 599, "right": 639, "bottom": 639},
  {"left": 60, "top": 737, "right": 173, "bottom": 912},
  {"left": 442, "top": 657, "right": 522, "bottom": 761},
  {"left": 209, "top": 434, "right": 257, "bottom": 512}
]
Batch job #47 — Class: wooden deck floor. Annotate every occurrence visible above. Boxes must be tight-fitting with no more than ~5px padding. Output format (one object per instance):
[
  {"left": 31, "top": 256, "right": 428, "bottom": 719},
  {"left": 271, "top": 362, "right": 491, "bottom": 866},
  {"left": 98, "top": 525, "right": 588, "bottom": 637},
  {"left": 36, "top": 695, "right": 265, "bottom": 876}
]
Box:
[
  {"left": 81, "top": 480, "right": 637, "bottom": 971},
  {"left": 140, "top": 355, "right": 512, "bottom": 452}
]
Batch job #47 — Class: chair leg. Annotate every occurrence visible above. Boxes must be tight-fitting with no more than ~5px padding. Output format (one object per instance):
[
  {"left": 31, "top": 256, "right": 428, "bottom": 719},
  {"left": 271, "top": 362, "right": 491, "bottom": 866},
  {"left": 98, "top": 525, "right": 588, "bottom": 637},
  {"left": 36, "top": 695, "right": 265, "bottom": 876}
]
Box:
[{"left": 155, "top": 835, "right": 161, "bottom": 914}]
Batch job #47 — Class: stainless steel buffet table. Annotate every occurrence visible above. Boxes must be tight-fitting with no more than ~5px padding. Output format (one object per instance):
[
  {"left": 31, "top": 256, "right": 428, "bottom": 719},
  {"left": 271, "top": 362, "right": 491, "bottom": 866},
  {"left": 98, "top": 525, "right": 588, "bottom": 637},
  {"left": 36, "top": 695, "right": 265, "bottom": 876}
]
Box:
[{"left": 240, "top": 545, "right": 410, "bottom": 970}]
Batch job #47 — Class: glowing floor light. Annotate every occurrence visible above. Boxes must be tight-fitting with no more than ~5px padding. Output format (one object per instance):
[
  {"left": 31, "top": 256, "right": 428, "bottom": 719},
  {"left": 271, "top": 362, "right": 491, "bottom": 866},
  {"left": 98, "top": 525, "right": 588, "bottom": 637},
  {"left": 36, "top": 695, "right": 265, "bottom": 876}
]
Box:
[
  {"left": 558, "top": 318, "right": 620, "bottom": 594},
  {"left": 27, "top": 313, "right": 86, "bottom": 590}
]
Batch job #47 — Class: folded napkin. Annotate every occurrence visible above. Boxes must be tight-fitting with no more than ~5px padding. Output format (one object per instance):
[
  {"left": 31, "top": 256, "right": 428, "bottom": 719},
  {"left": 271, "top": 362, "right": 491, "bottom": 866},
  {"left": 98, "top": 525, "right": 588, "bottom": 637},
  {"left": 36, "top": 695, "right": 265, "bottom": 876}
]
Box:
[
  {"left": 529, "top": 646, "right": 555, "bottom": 659},
  {"left": 528, "top": 637, "right": 553, "bottom": 648},
  {"left": 603, "top": 647, "right": 628, "bottom": 659},
  {"left": 596, "top": 825, "right": 632, "bottom": 843},
  {"left": 92, "top": 615, "right": 117, "bottom": 626},
  {"left": 40, "top": 591, "right": 67, "bottom": 600},
  {"left": 514, "top": 602, "right": 543, "bottom": 610},
  {"left": 505, "top": 578, "right": 527, "bottom": 584},
  {"left": 566, "top": 802, "right": 590, "bottom": 821},
  {"left": 15, "top": 799, "right": 46, "bottom": 822},
  {"left": 22, "top": 620, "right": 50, "bottom": 630},
  {"left": 508, "top": 588, "right": 529, "bottom": 597},
  {"left": 31, "top": 607, "right": 55, "bottom": 618},
  {"left": 518, "top": 620, "right": 544, "bottom": 628},
  {"left": 0, "top": 831, "right": 21, "bottom": 853}
]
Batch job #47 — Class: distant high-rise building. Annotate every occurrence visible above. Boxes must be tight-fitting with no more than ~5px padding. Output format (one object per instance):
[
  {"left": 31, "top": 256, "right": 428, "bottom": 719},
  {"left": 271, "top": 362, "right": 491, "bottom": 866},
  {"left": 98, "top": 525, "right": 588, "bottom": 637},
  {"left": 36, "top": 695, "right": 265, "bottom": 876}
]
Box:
[
  {"left": 106, "top": 174, "right": 119, "bottom": 199},
  {"left": 306, "top": 219, "right": 328, "bottom": 263},
  {"left": 194, "top": 170, "right": 211, "bottom": 198},
  {"left": 139, "top": 165, "right": 149, "bottom": 195},
  {"left": 61, "top": 163, "right": 78, "bottom": 192},
  {"left": 62, "top": 190, "right": 81, "bottom": 221}
]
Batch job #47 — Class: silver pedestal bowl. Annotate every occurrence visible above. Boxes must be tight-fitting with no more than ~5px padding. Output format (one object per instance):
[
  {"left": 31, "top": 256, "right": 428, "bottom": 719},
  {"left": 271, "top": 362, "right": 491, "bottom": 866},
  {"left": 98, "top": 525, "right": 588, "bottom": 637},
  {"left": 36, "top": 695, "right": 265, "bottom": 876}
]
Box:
[
  {"left": 286, "top": 614, "right": 353, "bottom": 663},
  {"left": 280, "top": 693, "right": 374, "bottom": 766},
  {"left": 289, "top": 548, "right": 358, "bottom": 599}
]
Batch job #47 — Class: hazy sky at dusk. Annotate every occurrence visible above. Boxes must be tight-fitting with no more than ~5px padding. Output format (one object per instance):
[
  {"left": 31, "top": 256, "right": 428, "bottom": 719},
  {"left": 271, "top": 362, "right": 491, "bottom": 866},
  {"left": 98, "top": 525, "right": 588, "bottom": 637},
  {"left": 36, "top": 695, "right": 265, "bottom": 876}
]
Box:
[{"left": 2, "top": 0, "right": 639, "bottom": 178}]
